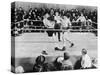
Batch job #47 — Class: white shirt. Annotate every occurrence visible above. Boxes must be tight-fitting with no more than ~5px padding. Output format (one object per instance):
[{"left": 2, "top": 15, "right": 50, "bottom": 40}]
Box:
[
  {"left": 54, "top": 16, "right": 62, "bottom": 23},
  {"left": 87, "top": 19, "right": 92, "bottom": 26},
  {"left": 43, "top": 18, "right": 54, "bottom": 28},
  {"left": 15, "top": 66, "right": 24, "bottom": 73},
  {"left": 77, "top": 16, "right": 86, "bottom": 22},
  {"left": 62, "top": 18, "right": 71, "bottom": 28},
  {"left": 81, "top": 54, "right": 92, "bottom": 68}
]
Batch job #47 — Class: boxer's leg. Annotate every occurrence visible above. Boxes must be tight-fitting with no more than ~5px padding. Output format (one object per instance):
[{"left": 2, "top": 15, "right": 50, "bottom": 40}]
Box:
[
  {"left": 57, "top": 23, "right": 61, "bottom": 42},
  {"left": 58, "top": 32, "right": 61, "bottom": 41},
  {"left": 62, "top": 31, "right": 74, "bottom": 49}
]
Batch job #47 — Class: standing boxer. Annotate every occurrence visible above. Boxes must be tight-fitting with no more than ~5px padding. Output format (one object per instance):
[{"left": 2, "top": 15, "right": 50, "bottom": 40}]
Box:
[
  {"left": 43, "top": 13, "right": 55, "bottom": 40},
  {"left": 55, "top": 16, "right": 74, "bottom": 51},
  {"left": 42, "top": 13, "right": 55, "bottom": 54},
  {"left": 54, "top": 11, "right": 62, "bottom": 42}
]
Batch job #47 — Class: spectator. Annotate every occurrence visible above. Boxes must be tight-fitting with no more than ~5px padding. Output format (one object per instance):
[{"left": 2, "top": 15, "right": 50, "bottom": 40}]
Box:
[
  {"left": 76, "top": 13, "right": 86, "bottom": 29},
  {"left": 17, "top": 7, "right": 24, "bottom": 21},
  {"left": 11, "top": 6, "right": 97, "bottom": 37},
  {"left": 15, "top": 66, "right": 24, "bottom": 73},
  {"left": 53, "top": 56, "right": 64, "bottom": 70},
  {"left": 61, "top": 52, "right": 73, "bottom": 70},
  {"left": 91, "top": 58, "right": 97, "bottom": 68},
  {"left": 48, "top": 8, "right": 55, "bottom": 21},
  {"left": 33, "top": 55, "right": 46, "bottom": 72},
  {"left": 81, "top": 48, "right": 92, "bottom": 69}
]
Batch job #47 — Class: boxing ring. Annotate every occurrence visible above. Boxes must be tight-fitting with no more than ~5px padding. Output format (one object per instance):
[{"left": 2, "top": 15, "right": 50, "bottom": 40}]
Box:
[
  {"left": 11, "top": 20, "right": 98, "bottom": 72},
  {"left": 12, "top": 19, "right": 97, "bottom": 58},
  {"left": 14, "top": 32, "right": 97, "bottom": 58}
]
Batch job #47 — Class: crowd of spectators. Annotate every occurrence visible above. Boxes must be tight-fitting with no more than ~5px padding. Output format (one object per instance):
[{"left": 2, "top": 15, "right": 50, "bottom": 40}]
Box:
[
  {"left": 14, "top": 49, "right": 97, "bottom": 73},
  {"left": 11, "top": 6, "right": 97, "bottom": 36},
  {"left": 11, "top": 7, "right": 97, "bottom": 22}
]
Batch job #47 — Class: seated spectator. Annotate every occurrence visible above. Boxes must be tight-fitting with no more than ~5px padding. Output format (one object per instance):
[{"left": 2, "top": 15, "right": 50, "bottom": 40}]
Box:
[
  {"left": 33, "top": 55, "right": 46, "bottom": 72},
  {"left": 76, "top": 13, "right": 86, "bottom": 29},
  {"left": 53, "top": 56, "right": 64, "bottom": 70},
  {"left": 86, "top": 18, "right": 92, "bottom": 29},
  {"left": 61, "top": 52, "right": 73, "bottom": 70},
  {"left": 15, "top": 66, "right": 24, "bottom": 73},
  {"left": 11, "top": 6, "right": 97, "bottom": 37},
  {"left": 81, "top": 48, "right": 92, "bottom": 69},
  {"left": 17, "top": 7, "right": 24, "bottom": 21},
  {"left": 91, "top": 58, "right": 97, "bottom": 68},
  {"left": 43, "top": 62, "right": 56, "bottom": 71},
  {"left": 74, "top": 56, "right": 82, "bottom": 69}
]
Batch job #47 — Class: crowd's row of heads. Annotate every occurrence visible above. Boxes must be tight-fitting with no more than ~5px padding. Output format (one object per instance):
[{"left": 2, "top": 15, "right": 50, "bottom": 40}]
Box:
[{"left": 11, "top": 6, "right": 97, "bottom": 22}]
